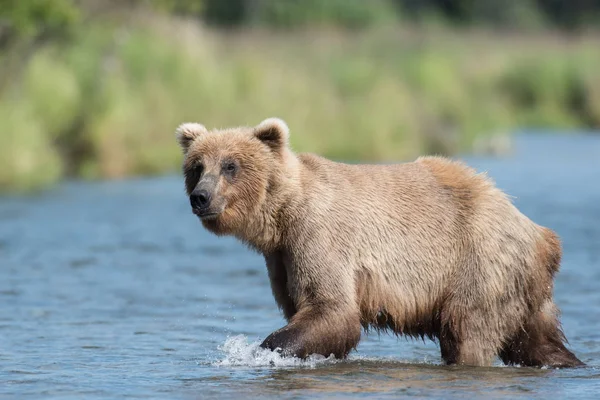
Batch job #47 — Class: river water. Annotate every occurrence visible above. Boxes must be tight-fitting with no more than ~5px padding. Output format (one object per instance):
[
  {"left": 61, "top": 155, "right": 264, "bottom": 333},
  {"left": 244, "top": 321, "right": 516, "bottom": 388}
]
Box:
[{"left": 1, "top": 134, "right": 599, "bottom": 399}]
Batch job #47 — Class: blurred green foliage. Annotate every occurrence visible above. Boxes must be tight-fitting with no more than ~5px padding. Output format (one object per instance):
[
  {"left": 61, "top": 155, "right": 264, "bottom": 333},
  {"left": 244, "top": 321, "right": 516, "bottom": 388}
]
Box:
[
  {"left": 147, "top": 0, "right": 600, "bottom": 30},
  {"left": 0, "top": 0, "right": 80, "bottom": 46},
  {"left": 1, "top": 1, "right": 600, "bottom": 192},
  {"left": 245, "top": 0, "right": 396, "bottom": 29},
  {"left": 2, "top": 0, "right": 600, "bottom": 37}
]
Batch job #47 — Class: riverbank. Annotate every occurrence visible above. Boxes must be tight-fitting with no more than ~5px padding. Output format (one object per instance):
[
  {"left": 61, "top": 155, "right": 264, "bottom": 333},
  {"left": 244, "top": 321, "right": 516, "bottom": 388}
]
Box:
[{"left": 1, "top": 14, "right": 599, "bottom": 192}]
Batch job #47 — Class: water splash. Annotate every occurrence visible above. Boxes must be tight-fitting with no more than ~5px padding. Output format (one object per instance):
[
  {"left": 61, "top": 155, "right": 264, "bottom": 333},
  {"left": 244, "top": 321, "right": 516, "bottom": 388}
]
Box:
[{"left": 214, "top": 335, "right": 337, "bottom": 368}]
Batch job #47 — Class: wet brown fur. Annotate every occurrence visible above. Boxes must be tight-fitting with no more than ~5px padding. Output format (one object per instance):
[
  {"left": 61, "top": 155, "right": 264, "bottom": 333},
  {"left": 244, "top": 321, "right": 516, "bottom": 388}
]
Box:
[{"left": 176, "top": 119, "right": 583, "bottom": 367}]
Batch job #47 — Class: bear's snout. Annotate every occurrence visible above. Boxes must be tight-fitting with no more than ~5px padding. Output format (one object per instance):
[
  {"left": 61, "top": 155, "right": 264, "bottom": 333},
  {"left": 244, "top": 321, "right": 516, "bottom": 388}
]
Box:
[{"left": 190, "top": 189, "right": 211, "bottom": 212}]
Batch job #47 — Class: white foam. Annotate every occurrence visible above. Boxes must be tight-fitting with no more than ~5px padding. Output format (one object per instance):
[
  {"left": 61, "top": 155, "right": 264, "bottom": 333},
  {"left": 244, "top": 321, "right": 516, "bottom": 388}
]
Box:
[{"left": 214, "top": 335, "right": 337, "bottom": 368}]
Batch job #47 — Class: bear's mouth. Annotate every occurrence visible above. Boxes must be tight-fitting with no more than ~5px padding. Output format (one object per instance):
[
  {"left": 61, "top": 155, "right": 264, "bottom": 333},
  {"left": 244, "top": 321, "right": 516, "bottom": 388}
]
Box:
[{"left": 193, "top": 209, "right": 220, "bottom": 220}]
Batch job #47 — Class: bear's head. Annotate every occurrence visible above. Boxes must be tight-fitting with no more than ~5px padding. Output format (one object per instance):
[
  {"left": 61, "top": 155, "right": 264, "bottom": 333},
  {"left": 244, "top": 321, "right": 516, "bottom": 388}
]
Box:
[{"left": 176, "top": 118, "right": 292, "bottom": 239}]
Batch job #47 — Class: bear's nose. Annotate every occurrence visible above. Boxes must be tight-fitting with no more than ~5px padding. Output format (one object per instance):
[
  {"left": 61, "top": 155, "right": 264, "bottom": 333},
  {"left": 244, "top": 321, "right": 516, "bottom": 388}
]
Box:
[{"left": 190, "top": 189, "right": 211, "bottom": 209}]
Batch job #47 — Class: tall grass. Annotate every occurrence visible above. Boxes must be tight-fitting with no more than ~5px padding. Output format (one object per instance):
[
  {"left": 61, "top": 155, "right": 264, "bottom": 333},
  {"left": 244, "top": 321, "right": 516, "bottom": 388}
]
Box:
[{"left": 1, "top": 14, "right": 599, "bottom": 192}]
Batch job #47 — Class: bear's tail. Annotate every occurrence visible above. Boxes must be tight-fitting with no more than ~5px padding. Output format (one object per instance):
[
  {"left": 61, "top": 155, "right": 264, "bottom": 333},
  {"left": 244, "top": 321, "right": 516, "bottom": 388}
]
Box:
[{"left": 499, "top": 301, "right": 584, "bottom": 368}]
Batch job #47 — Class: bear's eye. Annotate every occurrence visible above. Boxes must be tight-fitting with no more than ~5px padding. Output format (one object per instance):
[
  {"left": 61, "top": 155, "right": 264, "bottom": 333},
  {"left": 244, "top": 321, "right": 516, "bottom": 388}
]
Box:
[
  {"left": 223, "top": 161, "right": 237, "bottom": 176},
  {"left": 195, "top": 163, "right": 204, "bottom": 175}
]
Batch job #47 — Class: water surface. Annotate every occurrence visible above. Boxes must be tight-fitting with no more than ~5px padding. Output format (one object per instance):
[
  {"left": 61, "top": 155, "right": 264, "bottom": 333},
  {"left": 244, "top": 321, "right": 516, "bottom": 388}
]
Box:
[{"left": 1, "top": 134, "right": 599, "bottom": 398}]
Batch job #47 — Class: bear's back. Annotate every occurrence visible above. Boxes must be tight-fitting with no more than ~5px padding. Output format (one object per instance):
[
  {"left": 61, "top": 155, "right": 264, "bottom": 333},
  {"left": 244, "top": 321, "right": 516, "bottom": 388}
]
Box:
[{"left": 291, "top": 153, "right": 543, "bottom": 279}]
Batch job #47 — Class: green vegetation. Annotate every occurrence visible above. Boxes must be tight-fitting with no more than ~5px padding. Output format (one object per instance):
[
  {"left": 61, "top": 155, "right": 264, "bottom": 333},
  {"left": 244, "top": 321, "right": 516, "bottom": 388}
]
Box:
[
  {"left": 166, "top": 0, "right": 600, "bottom": 31},
  {"left": 1, "top": 2, "right": 599, "bottom": 192}
]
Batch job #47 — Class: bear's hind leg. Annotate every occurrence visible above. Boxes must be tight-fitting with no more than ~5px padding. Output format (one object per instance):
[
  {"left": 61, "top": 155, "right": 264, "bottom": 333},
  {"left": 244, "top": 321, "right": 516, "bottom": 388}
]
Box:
[
  {"left": 499, "top": 302, "right": 584, "bottom": 368},
  {"left": 439, "top": 304, "right": 502, "bottom": 367},
  {"left": 439, "top": 330, "right": 459, "bottom": 365},
  {"left": 439, "top": 329, "right": 496, "bottom": 367}
]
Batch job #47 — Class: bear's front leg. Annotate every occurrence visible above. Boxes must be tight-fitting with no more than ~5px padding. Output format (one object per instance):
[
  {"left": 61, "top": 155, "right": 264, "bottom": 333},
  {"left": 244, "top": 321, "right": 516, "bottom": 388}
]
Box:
[{"left": 260, "top": 307, "right": 361, "bottom": 358}]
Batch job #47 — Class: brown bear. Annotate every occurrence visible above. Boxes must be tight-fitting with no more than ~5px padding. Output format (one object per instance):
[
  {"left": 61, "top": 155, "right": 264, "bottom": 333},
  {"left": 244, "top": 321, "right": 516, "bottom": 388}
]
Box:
[{"left": 175, "top": 118, "right": 583, "bottom": 368}]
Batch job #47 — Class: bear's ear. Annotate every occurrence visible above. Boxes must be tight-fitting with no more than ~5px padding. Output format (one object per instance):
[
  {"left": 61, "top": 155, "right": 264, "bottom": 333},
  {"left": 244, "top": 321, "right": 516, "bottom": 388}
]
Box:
[
  {"left": 254, "top": 118, "right": 289, "bottom": 153},
  {"left": 175, "top": 123, "right": 207, "bottom": 153}
]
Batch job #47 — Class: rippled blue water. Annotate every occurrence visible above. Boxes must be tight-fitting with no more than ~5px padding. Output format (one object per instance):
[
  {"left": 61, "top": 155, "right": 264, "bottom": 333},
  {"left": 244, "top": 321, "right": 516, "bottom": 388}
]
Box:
[{"left": 1, "top": 134, "right": 599, "bottom": 399}]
